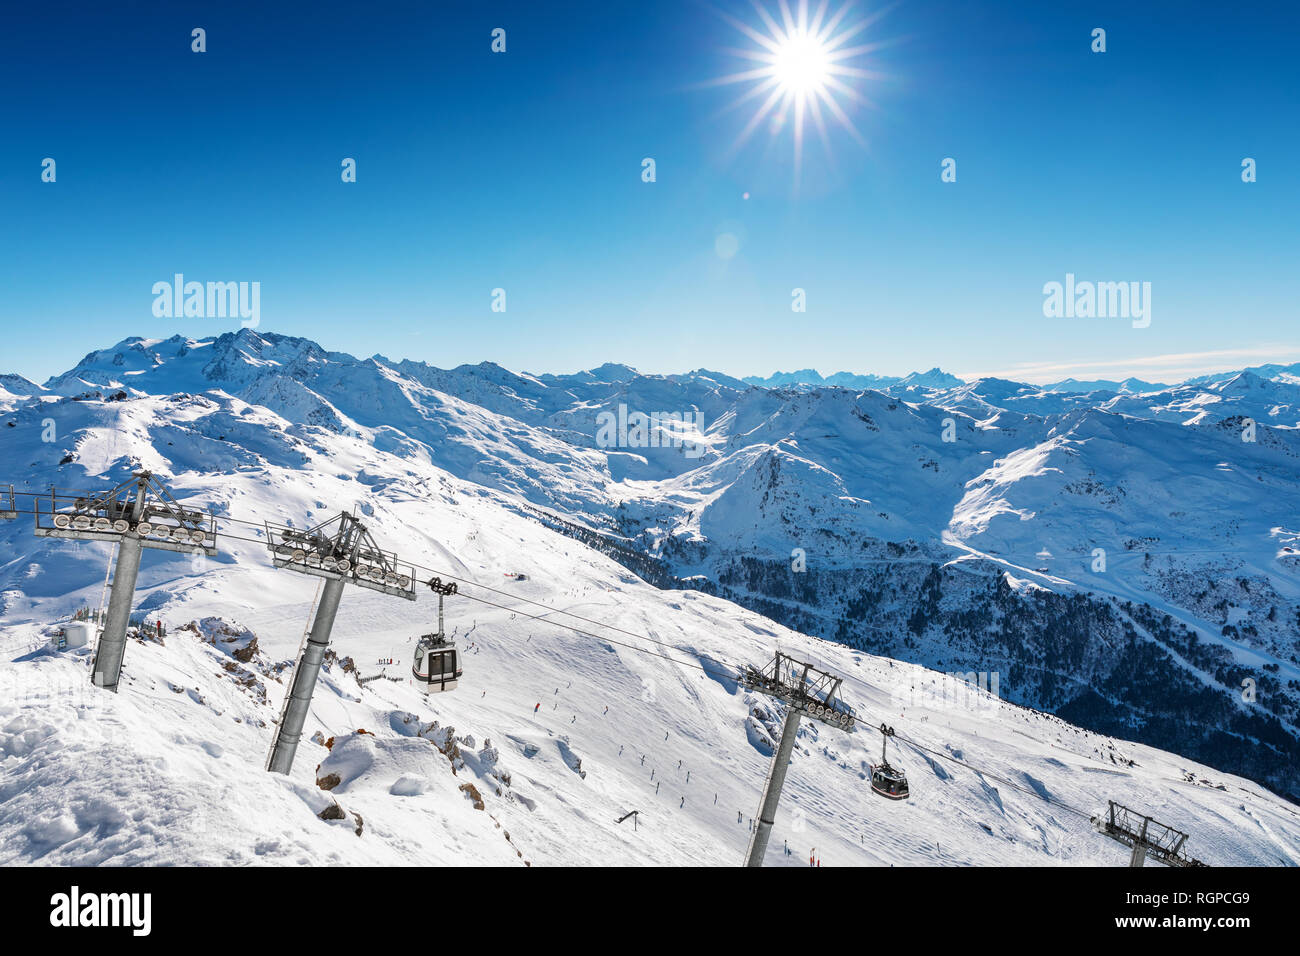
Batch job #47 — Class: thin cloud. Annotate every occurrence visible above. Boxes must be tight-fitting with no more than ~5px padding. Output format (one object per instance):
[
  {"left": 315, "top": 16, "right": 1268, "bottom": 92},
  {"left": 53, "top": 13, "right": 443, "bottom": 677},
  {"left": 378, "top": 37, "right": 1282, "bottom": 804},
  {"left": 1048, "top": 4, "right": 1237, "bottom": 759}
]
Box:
[{"left": 962, "top": 346, "right": 1300, "bottom": 385}]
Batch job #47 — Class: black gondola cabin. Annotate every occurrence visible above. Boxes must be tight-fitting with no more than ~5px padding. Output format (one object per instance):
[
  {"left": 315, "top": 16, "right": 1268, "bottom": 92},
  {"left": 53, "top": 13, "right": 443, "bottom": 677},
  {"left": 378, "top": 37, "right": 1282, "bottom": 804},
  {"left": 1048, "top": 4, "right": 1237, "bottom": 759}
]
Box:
[{"left": 870, "top": 723, "right": 910, "bottom": 800}]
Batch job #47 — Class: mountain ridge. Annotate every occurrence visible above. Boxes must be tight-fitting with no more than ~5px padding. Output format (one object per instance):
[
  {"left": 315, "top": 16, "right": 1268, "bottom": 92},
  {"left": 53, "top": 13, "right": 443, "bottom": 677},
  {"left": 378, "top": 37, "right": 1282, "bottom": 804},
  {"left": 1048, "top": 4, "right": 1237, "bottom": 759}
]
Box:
[{"left": 3, "top": 328, "right": 1299, "bottom": 802}]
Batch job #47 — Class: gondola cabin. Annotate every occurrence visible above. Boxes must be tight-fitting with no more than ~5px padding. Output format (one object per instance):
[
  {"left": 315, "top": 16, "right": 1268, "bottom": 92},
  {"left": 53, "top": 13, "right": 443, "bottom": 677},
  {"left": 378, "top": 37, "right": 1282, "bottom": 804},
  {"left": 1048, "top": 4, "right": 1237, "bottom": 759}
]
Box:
[
  {"left": 412, "top": 636, "right": 461, "bottom": 694},
  {"left": 411, "top": 576, "right": 462, "bottom": 693},
  {"left": 869, "top": 762, "right": 910, "bottom": 800},
  {"left": 869, "top": 723, "right": 910, "bottom": 800}
]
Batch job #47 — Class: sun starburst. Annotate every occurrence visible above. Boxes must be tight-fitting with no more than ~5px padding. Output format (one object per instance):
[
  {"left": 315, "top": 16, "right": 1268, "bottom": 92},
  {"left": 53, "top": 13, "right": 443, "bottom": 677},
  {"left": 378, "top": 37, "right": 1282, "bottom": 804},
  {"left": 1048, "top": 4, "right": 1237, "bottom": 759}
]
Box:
[{"left": 709, "top": 0, "right": 891, "bottom": 187}]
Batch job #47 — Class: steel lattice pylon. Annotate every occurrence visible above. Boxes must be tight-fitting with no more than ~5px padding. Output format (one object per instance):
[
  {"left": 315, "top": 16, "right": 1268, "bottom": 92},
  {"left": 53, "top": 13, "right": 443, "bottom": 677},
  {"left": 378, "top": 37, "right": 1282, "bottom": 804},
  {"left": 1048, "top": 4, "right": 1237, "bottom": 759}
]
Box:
[
  {"left": 738, "top": 652, "right": 857, "bottom": 732},
  {"left": 739, "top": 651, "right": 856, "bottom": 867},
  {"left": 1093, "top": 800, "right": 1207, "bottom": 867},
  {"left": 264, "top": 512, "right": 418, "bottom": 599},
  {"left": 263, "top": 512, "right": 417, "bottom": 775},
  {"left": 31, "top": 472, "right": 218, "bottom": 692},
  {"left": 33, "top": 473, "right": 217, "bottom": 553}
]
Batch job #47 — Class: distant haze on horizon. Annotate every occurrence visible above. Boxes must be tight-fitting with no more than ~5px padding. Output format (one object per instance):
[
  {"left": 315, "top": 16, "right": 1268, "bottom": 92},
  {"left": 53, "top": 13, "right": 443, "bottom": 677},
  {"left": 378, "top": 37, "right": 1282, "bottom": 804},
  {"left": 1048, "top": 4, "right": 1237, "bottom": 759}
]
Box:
[{"left": 6, "top": 330, "right": 1300, "bottom": 392}]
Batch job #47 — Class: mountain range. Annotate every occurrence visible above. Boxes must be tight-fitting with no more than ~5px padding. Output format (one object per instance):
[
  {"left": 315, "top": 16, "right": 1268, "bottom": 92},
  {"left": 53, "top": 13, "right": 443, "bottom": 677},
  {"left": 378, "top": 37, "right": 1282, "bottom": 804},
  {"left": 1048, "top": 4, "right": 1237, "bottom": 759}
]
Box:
[{"left": 2, "top": 329, "right": 1298, "bottom": 843}]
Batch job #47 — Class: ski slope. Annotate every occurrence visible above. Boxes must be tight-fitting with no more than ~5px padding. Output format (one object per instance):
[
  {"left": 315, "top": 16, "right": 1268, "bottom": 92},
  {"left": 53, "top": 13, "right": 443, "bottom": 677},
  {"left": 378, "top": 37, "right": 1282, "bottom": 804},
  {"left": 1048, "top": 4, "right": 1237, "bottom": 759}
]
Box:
[{"left": 3, "top": 453, "right": 1297, "bottom": 866}]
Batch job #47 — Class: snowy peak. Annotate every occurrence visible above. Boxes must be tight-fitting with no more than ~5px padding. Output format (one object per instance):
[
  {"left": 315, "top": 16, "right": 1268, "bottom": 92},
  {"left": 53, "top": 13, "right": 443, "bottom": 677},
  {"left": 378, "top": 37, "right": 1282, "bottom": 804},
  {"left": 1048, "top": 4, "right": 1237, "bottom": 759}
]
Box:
[
  {"left": 1041, "top": 376, "right": 1170, "bottom": 394},
  {"left": 897, "top": 367, "right": 965, "bottom": 389},
  {"left": 0, "top": 373, "right": 42, "bottom": 397},
  {"left": 743, "top": 368, "right": 827, "bottom": 387},
  {"left": 1212, "top": 370, "right": 1272, "bottom": 395},
  {"left": 742, "top": 367, "right": 965, "bottom": 390},
  {"left": 7, "top": 330, "right": 1300, "bottom": 804},
  {"left": 679, "top": 368, "right": 752, "bottom": 391},
  {"left": 5, "top": 330, "right": 1300, "bottom": 866}
]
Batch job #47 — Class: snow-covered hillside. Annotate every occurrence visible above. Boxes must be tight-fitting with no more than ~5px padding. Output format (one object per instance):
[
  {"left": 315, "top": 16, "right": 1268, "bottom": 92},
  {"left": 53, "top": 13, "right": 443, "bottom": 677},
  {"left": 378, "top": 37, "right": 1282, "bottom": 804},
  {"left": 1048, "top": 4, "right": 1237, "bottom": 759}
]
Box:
[
  {"left": 2, "top": 329, "right": 1298, "bottom": 866},
  {"left": 2, "top": 452, "right": 1297, "bottom": 866}
]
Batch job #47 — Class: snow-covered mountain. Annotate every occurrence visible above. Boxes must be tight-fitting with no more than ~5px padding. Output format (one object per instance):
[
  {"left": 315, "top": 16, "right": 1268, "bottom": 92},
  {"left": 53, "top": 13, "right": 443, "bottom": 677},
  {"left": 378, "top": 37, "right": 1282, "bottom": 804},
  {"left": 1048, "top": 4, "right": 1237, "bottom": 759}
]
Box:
[
  {"left": 743, "top": 367, "right": 965, "bottom": 390},
  {"left": 1040, "top": 376, "right": 1170, "bottom": 394},
  {"left": 0, "top": 374, "right": 41, "bottom": 404},
  {"left": 2, "top": 329, "right": 1298, "bottom": 865}
]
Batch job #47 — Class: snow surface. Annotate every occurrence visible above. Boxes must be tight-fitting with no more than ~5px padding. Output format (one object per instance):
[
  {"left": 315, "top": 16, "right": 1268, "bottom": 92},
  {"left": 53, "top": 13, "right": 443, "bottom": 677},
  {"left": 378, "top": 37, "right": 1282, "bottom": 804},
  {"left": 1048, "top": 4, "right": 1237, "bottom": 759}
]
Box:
[
  {"left": 0, "top": 408, "right": 1296, "bottom": 865},
  {"left": 2, "top": 331, "right": 1298, "bottom": 865}
]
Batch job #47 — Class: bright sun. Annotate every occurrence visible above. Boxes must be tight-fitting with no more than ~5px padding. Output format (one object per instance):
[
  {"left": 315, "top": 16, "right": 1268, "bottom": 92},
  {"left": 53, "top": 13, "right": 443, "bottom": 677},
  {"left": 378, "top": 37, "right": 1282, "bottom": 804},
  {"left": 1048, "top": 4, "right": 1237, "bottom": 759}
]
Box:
[
  {"left": 709, "top": 0, "right": 890, "bottom": 186},
  {"left": 772, "top": 30, "right": 832, "bottom": 95}
]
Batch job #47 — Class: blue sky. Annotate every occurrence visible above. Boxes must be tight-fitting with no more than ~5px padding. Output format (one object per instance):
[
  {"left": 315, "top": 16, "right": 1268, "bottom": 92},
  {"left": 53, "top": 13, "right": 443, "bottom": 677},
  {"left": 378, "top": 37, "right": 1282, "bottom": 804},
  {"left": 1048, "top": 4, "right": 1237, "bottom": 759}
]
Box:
[{"left": 1, "top": 0, "right": 1296, "bottom": 384}]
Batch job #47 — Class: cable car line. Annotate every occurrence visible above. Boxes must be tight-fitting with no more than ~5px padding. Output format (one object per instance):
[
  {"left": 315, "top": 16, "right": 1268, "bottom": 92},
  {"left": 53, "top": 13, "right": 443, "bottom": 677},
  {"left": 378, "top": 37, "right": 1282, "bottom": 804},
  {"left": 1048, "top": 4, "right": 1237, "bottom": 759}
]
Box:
[
  {"left": 137, "top": 510, "right": 1171, "bottom": 820},
  {"left": 887, "top": 731, "right": 1094, "bottom": 821},
  {"left": 461, "top": 588, "right": 1100, "bottom": 823},
  {"left": 202, "top": 507, "right": 722, "bottom": 663},
  {"left": 107, "top": 517, "right": 738, "bottom": 679},
  {"left": 448, "top": 587, "right": 741, "bottom": 681},
  {"left": 0, "top": 497, "right": 1267, "bottom": 833},
  {"left": 170, "top": 512, "right": 740, "bottom": 671}
]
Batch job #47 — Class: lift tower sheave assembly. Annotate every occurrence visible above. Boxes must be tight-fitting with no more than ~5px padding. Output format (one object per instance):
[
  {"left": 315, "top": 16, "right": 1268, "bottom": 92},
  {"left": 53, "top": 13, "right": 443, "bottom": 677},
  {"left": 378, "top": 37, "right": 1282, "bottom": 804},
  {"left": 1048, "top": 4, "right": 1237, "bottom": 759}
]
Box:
[
  {"left": 32, "top": 472, "right": 218, "bottom": 692},
  {"left": 1093, "top": 800, "right": 1207, "bottom": 868},
  {"left": 738, "top": 651, "right": 856, "bottom": 867},
  {"left": 263, "top": 512, "right": 417, "bottom": 775}
]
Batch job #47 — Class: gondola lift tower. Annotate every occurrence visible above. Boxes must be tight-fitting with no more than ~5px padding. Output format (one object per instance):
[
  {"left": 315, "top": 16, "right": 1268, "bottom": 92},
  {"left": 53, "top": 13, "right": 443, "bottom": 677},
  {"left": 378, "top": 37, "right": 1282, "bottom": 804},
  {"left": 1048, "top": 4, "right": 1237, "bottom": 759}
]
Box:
[
  {"left": 32, "top": 472, "right": 217, "bottom": 692},
  {"left": 1093, "top": 801, "right": 1207, "bottom": 867},
  {"left": 263, "top": 512, "right": 417, "bottom": 775},
  {"left": 738, "top": 651, "right": 856, "bottom": 867}
]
